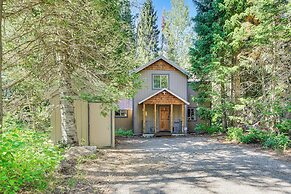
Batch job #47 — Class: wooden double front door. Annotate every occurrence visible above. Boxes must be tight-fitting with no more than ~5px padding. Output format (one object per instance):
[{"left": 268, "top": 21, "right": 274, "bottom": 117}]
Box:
[{"left": 160, "top": 106, "right": 170, "bottom": 131}]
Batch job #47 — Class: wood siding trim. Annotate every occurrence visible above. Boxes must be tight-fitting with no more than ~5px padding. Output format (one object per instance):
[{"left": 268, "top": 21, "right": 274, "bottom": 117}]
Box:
[
  {"left": 138, "top": 89, "right": 190, "bottom": 105},
  {"left": 145, "top": 60, "right": 177, "bottom": 71},
  {"left": 133, "top": 56, "right": 189, "bottom": 76},
  {"left": 154, "top": 104, "right": 157, "bottom": 133},
  {"left": 144, "top": 91, "right": 184, "bottom": 105},
  {"left": 170, "top": 104, "right": 173, "bottom": 133},
  {"left": 143, "top": 103, "right": 146, "bottom": 133},
  {"left": 182, "top": 105, "right": 185, "bottom": 130}
]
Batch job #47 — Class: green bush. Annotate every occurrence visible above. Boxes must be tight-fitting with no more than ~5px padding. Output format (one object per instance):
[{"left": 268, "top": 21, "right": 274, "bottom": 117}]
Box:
[
  {"left": 276, "top": 119, "right": 291, "bottom": 134},
  {"left": 240, "top": 128, "right": 269, "bottom": 144},
  {"left": 206, "top": 125, "right": 223, "bottom": 134},
  {"left": 0, "top": 128, "right": 63, "bottom": 193},
  {"left": 195, "top": 124, "right": 222, "bottom": 135},
  {"left": 194, "top": 123, "right": 208, "bottom": 134},
  {"left": 227, "top": 127, "right": 290, "bottom": 151},
  {"left": 262, "top": 133, "right": 290, "bottom": 151},
  {"left": 227, "top": 127, "right": 243, "bottom": 142},
  {"left": 115, "top": 128, "right": 134, "bottom": 137}
]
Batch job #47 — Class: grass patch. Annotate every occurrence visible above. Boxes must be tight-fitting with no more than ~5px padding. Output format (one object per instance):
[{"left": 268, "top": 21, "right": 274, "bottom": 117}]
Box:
[{"left": 115, "top": 128, "right": 134, "bottom": 137}]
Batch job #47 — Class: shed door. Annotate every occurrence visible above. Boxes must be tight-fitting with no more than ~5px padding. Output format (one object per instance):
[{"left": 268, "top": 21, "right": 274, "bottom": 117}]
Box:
[
  {"left": 89, "top": 103, "right": 113, "bottom": 147},
  {"left": 160, "top": 106, "right": 170, "bottom": 131}
]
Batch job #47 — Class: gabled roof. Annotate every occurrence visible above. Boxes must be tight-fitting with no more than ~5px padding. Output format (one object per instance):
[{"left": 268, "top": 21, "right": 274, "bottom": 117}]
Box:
[
  {"left": 133, "top": 56, "right": 189, "bottom": 76},
  {"left": 138, "top": 88, "right": 190, "bottom": 105}
]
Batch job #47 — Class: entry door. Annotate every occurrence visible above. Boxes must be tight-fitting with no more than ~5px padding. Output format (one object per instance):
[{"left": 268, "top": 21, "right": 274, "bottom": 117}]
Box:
[{"left": 160, "top": 106, "right": 170, "bottom": 131}]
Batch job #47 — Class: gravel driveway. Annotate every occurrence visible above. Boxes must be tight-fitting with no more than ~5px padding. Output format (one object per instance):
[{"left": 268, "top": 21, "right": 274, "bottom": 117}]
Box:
[{"left": 79, "top": 136, "right": 291, "bottom": 194}]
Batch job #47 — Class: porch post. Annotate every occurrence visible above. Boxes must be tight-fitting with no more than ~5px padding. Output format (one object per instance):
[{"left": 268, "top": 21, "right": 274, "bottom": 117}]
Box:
[
  {"left": 181, "top": 104, "right": 185, "bottom": 132},
  {"left": 143, "top": 103, "right": 146, "bottom": 134},
  {"left": 154, "top": 104, "right": 157, "bottom": 133},
  {"left": 170, "top": 104, "right": 173, "bottom": 133}
]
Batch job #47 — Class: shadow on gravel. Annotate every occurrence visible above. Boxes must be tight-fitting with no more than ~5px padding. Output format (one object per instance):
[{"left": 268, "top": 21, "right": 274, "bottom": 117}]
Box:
[{"left": 79, "top": 137, "right": 291, "bottom": 194}]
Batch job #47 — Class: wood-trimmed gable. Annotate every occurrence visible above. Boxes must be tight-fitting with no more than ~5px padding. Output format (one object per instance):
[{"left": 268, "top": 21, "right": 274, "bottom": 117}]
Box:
[
  {"left": 133, "top": 56, "right": 189, "bottom": 76},
  {"left": 139, "top": 89, "right": 189, "bottom": 105},
  {"left": 144, "top": 59, "right": 177, "bottom": 71}
]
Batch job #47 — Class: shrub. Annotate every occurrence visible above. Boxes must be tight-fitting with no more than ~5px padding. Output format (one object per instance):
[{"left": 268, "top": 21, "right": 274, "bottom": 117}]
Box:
[
  {"left": 194, "top": 123, "right": 208, "bottom": 134},
  {"left": 205, "top": 125, "right": 223, "bottom": 135},
  {"left": 195, "top": 124, "right": 222, "bottom": 135},
  {"left": 115, "top": 128, "right": 134, "bottom": 137},
  {"left": 276, "top": 119, "right": 291, "bottom": 135},
  {"left": 240, "top": 128, "right": 269, "bottom": 144},
  {"left": 227, "top": 127, "right": 243, "bottom": 142},
  {"left": 232, "top": 128, "right": 290, "bottom": 151},
  {"left": 0, "top": 128, "right": 63, "bottom": 193},
  {"left": 262, "top": 133, "right": 290, "bottom": 151}
]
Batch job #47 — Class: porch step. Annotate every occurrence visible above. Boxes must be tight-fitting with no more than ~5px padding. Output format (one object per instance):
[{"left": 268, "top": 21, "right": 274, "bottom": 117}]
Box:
[{"left": 155, "top": 131, "right": 172, "bottom": 137}]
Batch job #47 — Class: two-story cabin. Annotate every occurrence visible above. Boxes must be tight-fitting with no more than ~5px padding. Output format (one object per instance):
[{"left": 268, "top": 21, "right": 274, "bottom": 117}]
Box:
[{"left": 115, "top": 56, "right": 201, "bottom": 136}]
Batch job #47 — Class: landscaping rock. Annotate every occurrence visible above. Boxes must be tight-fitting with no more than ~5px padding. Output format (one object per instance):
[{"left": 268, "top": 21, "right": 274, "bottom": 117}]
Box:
[
  {"left": 59, "top": 146, "right": 97, "bottom": 175},
  {"left": 65, "top": 146, "right": 97, "bottom": 158}
]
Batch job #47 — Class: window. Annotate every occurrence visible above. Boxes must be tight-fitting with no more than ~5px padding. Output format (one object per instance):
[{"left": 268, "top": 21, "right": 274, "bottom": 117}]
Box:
[
  {"left": 115, "top": 110, "right": 128, "bottom": 118},
  {"left": 153, "top": 74, "right": 169, "bottom": 89},
  {"left": 187, "top": 107, "right": 197, "bottom": 121}
]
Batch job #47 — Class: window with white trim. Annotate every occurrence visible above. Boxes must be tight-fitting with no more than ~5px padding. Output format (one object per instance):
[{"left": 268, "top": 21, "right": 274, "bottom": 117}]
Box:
[
  {"left": 153, "top": 74, "right": 169, "bottom": 89},
  {"left": 115, "top": 110, "right": 128, "bottom": 118},
  {"left": 187, "top": 107, "right": 197, "bottom": 121}
]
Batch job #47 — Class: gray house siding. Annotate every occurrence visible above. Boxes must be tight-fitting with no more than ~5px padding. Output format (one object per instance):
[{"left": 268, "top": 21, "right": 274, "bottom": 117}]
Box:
[
  {"left": 187, "top": 82, "right": 203, "bottom": 132},
  {"left": 133, "top": 69, "right": 188, "bottom": 135}
]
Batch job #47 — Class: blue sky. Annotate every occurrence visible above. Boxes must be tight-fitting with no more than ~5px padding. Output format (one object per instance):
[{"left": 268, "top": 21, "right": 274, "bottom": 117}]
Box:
[{"left": 131, "top": 0, "right": 197, "bottom": 30}]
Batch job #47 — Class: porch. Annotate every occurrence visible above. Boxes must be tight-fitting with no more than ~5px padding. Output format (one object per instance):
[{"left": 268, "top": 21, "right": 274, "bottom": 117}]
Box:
[{"left": 138, "top": 89, "right": 190, "bottom": 136}]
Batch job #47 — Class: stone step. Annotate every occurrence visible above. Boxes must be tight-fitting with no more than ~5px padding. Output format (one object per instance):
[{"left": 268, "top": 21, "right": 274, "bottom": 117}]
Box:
[{"left": 155, "top": 131, "right": 172, "bottom": 137}]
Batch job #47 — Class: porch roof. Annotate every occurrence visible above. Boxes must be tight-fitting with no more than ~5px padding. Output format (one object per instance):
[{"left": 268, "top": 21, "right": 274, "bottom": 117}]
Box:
[{"left": 138, "top": 88, "right": 190, "bottom": 105}]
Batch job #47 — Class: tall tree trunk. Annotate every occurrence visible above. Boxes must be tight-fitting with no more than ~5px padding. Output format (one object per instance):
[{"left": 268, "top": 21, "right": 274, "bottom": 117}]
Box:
[
  {"left": 233, "top": 54, "right": 240, "bottom": 127},
  {"left": 221, "top": 82, "right": 228, "bottom": 131},
  {"left": 233, "top": 56, "right": 240, "bottom": 104},
  {"left": 0, "top": 0, "right": 3, "bottom": 131},
  {"left": 57, "top": 53, "right": 78, "bottom": 146},
  {"left": 270, "top": 41, "right": 277, "bottom": 130}
]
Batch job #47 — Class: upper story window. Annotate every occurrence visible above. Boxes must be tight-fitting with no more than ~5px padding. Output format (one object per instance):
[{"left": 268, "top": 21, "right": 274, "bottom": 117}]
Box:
[{"left": 153, "top": 74, "right": 169, "bottom": 89}]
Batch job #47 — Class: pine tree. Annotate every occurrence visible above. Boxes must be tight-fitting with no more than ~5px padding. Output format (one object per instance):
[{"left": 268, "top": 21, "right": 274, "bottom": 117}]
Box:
[
  {"left": 161, "top": 10, "right": 168, "bottom": 57},
  {"left": 4, "top": 0, "right": 137, "bottom": 145},
  {"left": 163, "top": 0, "right": 192, "bottom": 68},
  {"left": 191, "top": 0, "right": 290, "bottom": 132},
  {"left": 136, "top": 0, "right": 159, "bottom": 64},
  {"left": 190, "top": 0, "right": 224, "bottom": 128},
  {"left": 120, "top": 0, "right": 134, "bottom": 41}
]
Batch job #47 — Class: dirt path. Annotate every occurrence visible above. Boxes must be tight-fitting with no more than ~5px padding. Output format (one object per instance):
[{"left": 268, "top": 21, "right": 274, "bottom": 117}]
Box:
[{"left": 78, "top": 137, "right": 291, "bottom": 194}]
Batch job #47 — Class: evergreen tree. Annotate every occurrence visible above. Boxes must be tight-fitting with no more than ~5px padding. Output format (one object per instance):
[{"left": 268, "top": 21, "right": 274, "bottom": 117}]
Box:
[
  {"left": 163, "top": 0, "right": 192, "bottom": 68},
  {"left": 161, "top": 10, "right": 168, "bottom": 57},
  {"left": 190, "top": 0, "right": 224, "bottom": 128},
  {"left": 136, "top": 0, "right": 159, "bottom": 64},
  {"left": 4, "top": 0, "right": 137, "bottom": 145},
  {"left": 120, "top": 0, "right": 134, "bottom": 41},
  {"left": 191, "top": 0, "right": 290, "bottom": 132}
]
